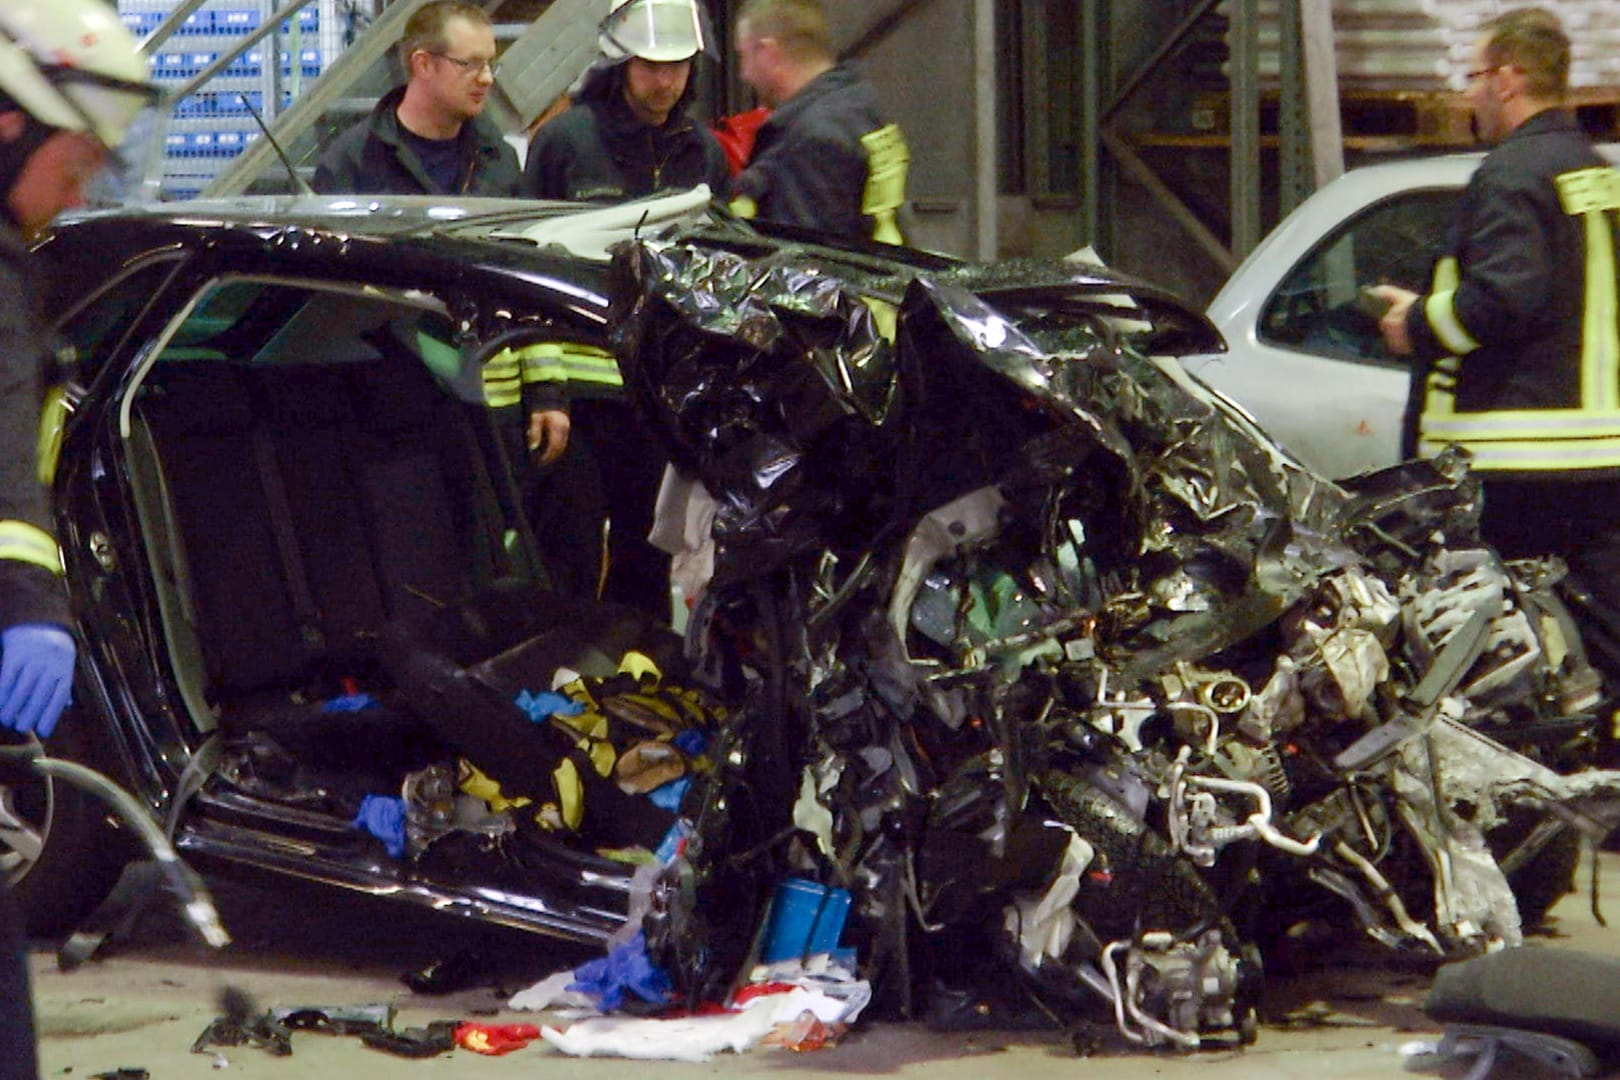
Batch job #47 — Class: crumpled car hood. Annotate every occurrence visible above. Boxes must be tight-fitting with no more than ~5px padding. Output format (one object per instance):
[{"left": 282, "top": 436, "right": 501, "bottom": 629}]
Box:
[{"left": 604, "top": 235, "right": 1620, "bottom": 1049}]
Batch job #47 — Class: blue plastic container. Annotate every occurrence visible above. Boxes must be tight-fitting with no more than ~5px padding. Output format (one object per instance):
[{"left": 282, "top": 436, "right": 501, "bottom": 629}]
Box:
[{"left": 759, "top": 878, "right": 852, "bottom": 963}]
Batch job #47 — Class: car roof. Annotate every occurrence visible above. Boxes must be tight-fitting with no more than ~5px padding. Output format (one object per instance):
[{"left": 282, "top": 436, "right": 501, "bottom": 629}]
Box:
[
  {"left": 49, "top": 190, "right": 1223, "bottom": 352},
  {"left": 1208, "top": 142, "right": 1620, "bottom": 324}
]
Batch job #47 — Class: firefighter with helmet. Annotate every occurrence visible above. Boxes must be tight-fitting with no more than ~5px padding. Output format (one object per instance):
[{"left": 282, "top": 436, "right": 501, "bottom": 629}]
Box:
[
  {"left": 0, "top": 4, "right": 157, "bottom": 1073},
  {"left": 522, "top": 0, "right": 729, "bottom": 201},
  {"left": 515, "top": 0, "right": 725, "bottom": 616}
]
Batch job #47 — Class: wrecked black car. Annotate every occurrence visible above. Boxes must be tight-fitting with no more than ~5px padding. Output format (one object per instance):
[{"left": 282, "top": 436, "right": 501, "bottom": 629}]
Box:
[{"left": 11, "top": 189, "right": 1620, "bottom": 1049}]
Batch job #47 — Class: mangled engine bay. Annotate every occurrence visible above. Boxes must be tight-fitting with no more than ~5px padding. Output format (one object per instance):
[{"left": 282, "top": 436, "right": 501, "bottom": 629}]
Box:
[{"left": 606, "top": 236, "right": 1620, "bottom": 1048}]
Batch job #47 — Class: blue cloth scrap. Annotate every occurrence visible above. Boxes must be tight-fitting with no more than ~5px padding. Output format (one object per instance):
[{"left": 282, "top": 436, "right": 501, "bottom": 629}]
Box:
[
  {"left": 673, "top": 729, "right": 707, "bottom": 756},
  {"left": 648, "top": 776, "right": 690, "bottom": 812},
  {"left": 514, "top": 689, "right": 586, "bottom": 723},
  {"left": 351, "top": 795, "right": 407, "bottom": 858},
  {"left": 567, "top": 932, "right": 672, "bottom": 1013},
  {"left": 322, "top": 691, "right": 378, "bottom": 713}
]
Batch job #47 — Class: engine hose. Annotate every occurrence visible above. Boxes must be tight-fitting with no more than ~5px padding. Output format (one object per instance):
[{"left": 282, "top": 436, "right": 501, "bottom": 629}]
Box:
[{"left": 0, "top": 743, "right": 230, "bottom": 949}]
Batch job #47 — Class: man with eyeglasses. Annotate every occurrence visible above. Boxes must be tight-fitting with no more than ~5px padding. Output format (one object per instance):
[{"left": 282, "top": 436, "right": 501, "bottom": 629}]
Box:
[
  {"left": 1369, "top": 7, "right": 1620, "bottom": 676},
  {"left": 314, "top": 0, "right": 519, "bottom": 197}
]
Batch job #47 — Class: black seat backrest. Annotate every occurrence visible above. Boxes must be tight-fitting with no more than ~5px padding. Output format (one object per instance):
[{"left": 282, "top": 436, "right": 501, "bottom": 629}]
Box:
[
  {"left": 136, "top": 362, "right": 307, "bottom": 692},
  {"left": 135, "top": 353, "right": 492, "bottom": 697}
]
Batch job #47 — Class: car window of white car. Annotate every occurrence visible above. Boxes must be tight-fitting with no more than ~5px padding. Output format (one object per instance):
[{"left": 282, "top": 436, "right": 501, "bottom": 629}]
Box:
[{"left": 1257, "top": 189, "right": 1456, "bottom": 367}]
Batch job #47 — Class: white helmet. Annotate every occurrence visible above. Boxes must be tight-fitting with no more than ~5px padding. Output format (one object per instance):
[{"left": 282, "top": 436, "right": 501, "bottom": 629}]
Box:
[
  {"left": 0, "top": 0, "right": 159, "bottom": 151},
  {"left": 599, "top": 0, "right": 707, "bottom": 64}
]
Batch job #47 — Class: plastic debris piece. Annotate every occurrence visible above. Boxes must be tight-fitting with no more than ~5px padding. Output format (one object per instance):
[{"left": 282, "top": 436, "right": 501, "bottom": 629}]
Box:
[
  {"left": 762, "top": 1011, "right": 837, "bottom": 1052},
  {"left": 615, "top": 741, "right": 686, "bottom": 794},
  {"left": 759, "top": 878, "right": 851, "bottom": 964},
  {"left": 617, "top": 651, "right": 662, "bottom": 685},
  {"left": 567, "top": 932, "right": 673, "bottom": 1012},
  {"left": 453, "top": 1021, "right": 541, "bottom": 1055},
  {"left": 1004, "top": 831, "right": 1094, "bottom": 970},
  {"left": 403, "top": 948, "right": 491, "bottom": 995},
  {"left": 510, "top": 969, "right": 601, "bottom": 1013},
  {"left": 359, "top": 1019, "right": 460, "bottom": 1058},
  {"left": 191, "top": 1012, "right": 293, "bottom": 1057},
  {"left": 654, "top": 820, "right": 691, "bottom": 864},
  {"left": 791, "top": 769, "right": 835, "bottom": 859},
  {"left": 351, "top": 794, "right": 407, "bottom": 858},
  {"left": 321, "top": 691, "right": 377, "bottom": 713},
  {"left": 91, "top": 1070, "right": 151, "bottom": 1079},
  {"left": 457, "top": 761, "right": 533, "bottom": 812},
  {"left": 514, "top": 688, "right": 586, "bottom": 722},
  {"left": 648, "top": 775, "right": 690, "bottom": 810},
  {"left": 673, "top": 728, "right": 707, "bottom": 756}
]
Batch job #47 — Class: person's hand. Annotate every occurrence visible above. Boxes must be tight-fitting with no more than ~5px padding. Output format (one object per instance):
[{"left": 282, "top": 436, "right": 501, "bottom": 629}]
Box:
[
  {"left": 528, "top": 409, "right": 571, "bottom": 466},
  {"left": 1368, "top": 285, "right": 1419, "bottom": 356},
  {"left": 0, "top": 624, "right": 75, "bottom": 739}
]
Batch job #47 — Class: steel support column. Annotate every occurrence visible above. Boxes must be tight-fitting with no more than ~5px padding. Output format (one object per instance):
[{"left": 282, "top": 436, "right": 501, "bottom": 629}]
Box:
[
  {"left": 1229, "top": 0, "right": 1261, "bottom": 259},
  {"left": 973, "top": 0, "right": 997, "bottom": 259}
]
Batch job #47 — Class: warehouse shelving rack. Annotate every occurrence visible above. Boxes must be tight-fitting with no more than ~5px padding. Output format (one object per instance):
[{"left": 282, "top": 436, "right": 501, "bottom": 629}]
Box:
[{"left": 120, "top": 0, "right": 348, "bottom": 200}]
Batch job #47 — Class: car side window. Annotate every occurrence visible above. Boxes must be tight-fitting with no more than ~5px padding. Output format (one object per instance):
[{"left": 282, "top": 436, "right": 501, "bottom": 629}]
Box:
[
  {"left": 1258, "top": 189, "right": 1455, "bottom": 365},
  {"left": 55, "top": 258, "right": 185, "bottom": 372}
]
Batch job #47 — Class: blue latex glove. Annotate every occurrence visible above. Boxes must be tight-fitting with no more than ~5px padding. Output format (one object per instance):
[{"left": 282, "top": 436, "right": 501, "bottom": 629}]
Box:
[
  {"left": 0, "top": 624, "right": 76, "bottom": 739},
  {"left": 514, "top": 689, "right": 585, "bottom": 723},
  {"left": 351, "top": 794, "right": 407, "bottom": 858},
  {"left": 567, "top": 932, "right": 671, "bottom": 1012}
]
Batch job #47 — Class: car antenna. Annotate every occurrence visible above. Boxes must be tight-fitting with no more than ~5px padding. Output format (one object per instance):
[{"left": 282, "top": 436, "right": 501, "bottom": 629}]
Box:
[{"left": 239, "top": 93, "right": 315, "bottom": 196}]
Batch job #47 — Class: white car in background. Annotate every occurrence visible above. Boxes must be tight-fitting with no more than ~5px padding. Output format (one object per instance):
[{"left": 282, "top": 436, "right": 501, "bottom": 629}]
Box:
[{"left": 1188, "top": 145, "right": 1620, "bottom": 480}]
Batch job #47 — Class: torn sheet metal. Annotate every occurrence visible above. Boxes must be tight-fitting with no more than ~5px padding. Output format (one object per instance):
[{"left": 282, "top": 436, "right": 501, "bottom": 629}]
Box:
[{"left": 606, "top": 234, "right": 1620, "bottom": 1052}]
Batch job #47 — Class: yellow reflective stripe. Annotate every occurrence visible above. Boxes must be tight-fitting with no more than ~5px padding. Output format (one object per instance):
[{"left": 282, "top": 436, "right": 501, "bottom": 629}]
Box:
[
  {"left": 512, "top": 342, "right": 622, "bottom": 387},
  {"left": 1424, "top": 407, "right": 1620, "bottom": 440},
  {"left": 0, "top": 521, "right": 63, "bottom": 575},
  {"left": 556, "top": 343, "right": 622, "bottom": 386},
  {"left": 729, "top": 195, "right": 758, "bottom": 220},
  {"left": 1432, "top": 256, "right": 1459, "bottom": 295},
  {"left": 481, "top": 347, "right": 521, "bottom": 408},
  {"left": 1420, "top": 354, "right": 1459, "bottom": 427},
  {"left": 1580, "top": 207, "right": 1620, "bottom": 409},
  {"left": 1556, "top": 166, "right": 1620, "bottom": 216},
  {"left": 1418, "top": 433, "right": 1620, "bottom": 471},
  {"left": 36, "top": 386, "right": 67, "bottom": 488},
  {"left": 1424, "top": 290, "right": 1480, "bottom": 356},
  {"left": 514, "top": 343, "right": 568, "bottom": 386},
  {"left": 860, "top": 123, "right": 909, "bottom": 246}
]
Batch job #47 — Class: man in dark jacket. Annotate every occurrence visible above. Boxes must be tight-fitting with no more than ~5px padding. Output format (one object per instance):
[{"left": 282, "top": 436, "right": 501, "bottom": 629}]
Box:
[
  {"left": 730, "top": 0, "right": 909, "bottom": 245},
  {"left": 0, "top": 7, "right": 157, "bottom": 1076},
  {"left": 1373, "top": 8, "right": 1620, "bottom": 655},
  {"left": 519, "top": 0, "right": 726, "bottom": 616},
  {"left": 523, "top": 0, "right": 729, "bottom": 202},
  {"left": 314, "top": 0, "right": 519, "bottom": 197}
]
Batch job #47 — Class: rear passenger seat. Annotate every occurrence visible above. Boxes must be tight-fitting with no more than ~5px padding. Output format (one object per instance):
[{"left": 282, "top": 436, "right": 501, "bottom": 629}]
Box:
[{"left": 133, "top": 350, "right": 500, "bottom": 708}]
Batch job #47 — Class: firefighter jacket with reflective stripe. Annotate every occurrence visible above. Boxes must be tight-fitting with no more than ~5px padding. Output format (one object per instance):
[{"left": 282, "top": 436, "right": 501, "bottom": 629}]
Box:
[
  {"left": 728, "top": 64, "right": 909, "bottom": 246},
  {"left": 0, "top": 224, "right": 70, "bottom": 631},
  {"left": 1410, "top": 110, "right": 1620, "bottom": 474},
  {"left": 313, "top": 85, "right": 521, "bottom": 197},
  {"left": 480, "top": 342, "right": 621, "bottom": 414},
  {"left": 522, "top": 63, "right": 730, "bottom": 203}
]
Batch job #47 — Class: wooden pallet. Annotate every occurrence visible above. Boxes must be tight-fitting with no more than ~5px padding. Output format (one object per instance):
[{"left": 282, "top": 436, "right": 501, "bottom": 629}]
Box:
[{"left": 1172, "top": 85, "right": 1620, "bottom": 147}]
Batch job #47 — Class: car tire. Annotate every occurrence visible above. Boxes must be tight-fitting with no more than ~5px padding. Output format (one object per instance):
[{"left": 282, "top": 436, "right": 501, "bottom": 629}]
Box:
[{"left": 1, "top": 713, "right": 135, "bottom": 938}]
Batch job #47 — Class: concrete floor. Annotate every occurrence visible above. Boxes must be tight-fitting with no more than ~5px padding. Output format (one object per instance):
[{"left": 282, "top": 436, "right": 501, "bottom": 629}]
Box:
[{"left": 31, "top": 852, "right": 1620, "bottom": 1079}]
